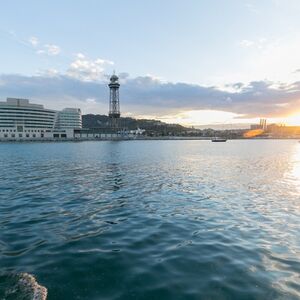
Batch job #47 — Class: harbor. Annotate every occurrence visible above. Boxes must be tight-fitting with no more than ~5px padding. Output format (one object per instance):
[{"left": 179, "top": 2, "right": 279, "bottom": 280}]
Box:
[{"left": 2, "top": 1, "right": 300, "bottom": 299}]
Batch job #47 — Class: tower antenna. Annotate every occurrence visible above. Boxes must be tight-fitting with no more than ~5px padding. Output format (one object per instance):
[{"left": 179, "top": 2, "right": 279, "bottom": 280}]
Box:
[{"left": 108, "top": 72, "right": 121, "bottom": 131}]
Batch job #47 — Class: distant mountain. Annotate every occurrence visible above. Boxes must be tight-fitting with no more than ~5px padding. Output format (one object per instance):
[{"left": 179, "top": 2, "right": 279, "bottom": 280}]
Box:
[
  {"left": 82, "top": 114, "right": 246, "bottom": 138},
  {"left": 82, "top": 114, "right": 190, "bottom": 135}
]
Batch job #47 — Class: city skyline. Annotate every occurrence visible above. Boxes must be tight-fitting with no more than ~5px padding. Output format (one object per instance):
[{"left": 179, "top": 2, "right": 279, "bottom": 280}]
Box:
[{"left": 1, "top": 0, "right": 300, "bottom": 126}]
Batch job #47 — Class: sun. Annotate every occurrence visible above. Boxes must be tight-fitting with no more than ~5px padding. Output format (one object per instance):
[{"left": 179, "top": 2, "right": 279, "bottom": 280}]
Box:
[{"left": 285, "top": 113, "right": 300, "bottom": 126}]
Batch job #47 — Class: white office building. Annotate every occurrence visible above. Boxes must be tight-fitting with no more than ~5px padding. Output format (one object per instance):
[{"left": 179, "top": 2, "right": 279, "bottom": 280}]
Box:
[
  {"left": 55, "top": 108, "right": 82, "bottom": 129},
  {"left": 0, "top": 98, "right": 82, "bottom": 140}
]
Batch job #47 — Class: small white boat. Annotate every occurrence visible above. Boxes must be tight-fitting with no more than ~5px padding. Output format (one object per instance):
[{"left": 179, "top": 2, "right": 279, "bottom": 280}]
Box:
[{"left": 211, "top": 137, "right": 227, "bottom": 142}]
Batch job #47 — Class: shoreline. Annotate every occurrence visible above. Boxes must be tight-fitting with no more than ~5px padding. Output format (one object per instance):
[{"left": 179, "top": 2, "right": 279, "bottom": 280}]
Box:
[{"left": 0, "top": 136, "right": 299, "bottom": 143}]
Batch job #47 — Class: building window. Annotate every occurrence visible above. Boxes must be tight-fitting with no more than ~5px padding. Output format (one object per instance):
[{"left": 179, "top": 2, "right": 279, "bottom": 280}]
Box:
[
  {"left": 4, "top": 134, "right": 8, "bottom": 138},
  {"left": 33, "top": 134, "right": 36, "bottom": 138},
  {"left": 19, "top": 134, "right": 22, "bottom": 138},
  {"left": 26, "top": 134, "right": 29, "bottom": 138},
  {"left": 11, "top": 134, "right": 15, "bottom": 138}
]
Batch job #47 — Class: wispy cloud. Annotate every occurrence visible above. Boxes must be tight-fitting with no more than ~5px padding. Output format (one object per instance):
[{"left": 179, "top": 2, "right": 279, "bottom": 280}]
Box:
[
  {"left": 239, "top": 39, "right": 255, "bottom": 48},
  {"left": 6, "top": 32, "right": 60, "bottom": 56},
  {"left": 239, "top": 38, "right": 267, "bottom": 49},
  {"left": 28, "top": 36, "right": 39, "bottom": 47},
  {"left": 36, "top": 68, "right": 59, "bottom": 77},
  {"left": 37, "top": 44, "right": 61, "bottom": 56}
]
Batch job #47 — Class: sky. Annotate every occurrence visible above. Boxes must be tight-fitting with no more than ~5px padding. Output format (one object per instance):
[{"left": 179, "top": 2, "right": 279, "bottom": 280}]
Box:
[{"left": 1, "top": 0, "right": 300, "bottom": 127}]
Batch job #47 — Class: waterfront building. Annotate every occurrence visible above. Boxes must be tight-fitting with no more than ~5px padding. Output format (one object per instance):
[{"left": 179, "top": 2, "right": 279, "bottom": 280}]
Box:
[
  {"left": 129, "top": 128, "right": 146, "bottom": 135},
  {"left": 0, "top": 98, "right": 81, "bottom": 140},
  {"left": 55, "top": 108, "right": 82, "bottom": 129}
]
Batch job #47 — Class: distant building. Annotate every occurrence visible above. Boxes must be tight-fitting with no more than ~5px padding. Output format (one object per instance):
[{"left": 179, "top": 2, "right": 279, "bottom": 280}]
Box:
[
  {"left": 129, "top": 128, "right": 145, "bottom": 135},
  {"left": 265, "top": 123, "right": 300, "bottom": 138},
  {"left": 260, "top": 119, "right": 267, "bottom": 130},
  {"left": 250, "top": 124, "right": 262, "bottom": 130},
  {"left": 250, "top": 118, "right": 267, "bottom": 130},
  {"left": 0, "top": 98, "right": 81, "bottom": 140},
  {"left": 249, "top": 122, "right": 300, "bottom": 138}
]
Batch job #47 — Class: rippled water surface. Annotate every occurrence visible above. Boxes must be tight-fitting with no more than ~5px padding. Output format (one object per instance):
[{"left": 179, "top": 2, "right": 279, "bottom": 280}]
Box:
[{"left": 1, "top": 140, "right": 300, "bottom": 299}]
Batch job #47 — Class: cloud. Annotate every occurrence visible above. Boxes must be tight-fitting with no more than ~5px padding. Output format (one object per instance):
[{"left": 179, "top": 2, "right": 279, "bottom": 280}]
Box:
[
  {"left": 36, "top": 68, "right": 59, "bottom": 77},
  {"left": 239, "top": 38, "right": 268, "bottom": 49},
  {"left": 37, "top": 44, "right": 61, "bottom": 56},
  {"left": 26, "top": 35, "right": 61, "bottom": 56},
  {"left": 85, "top": 98, "right": 96, "bottom": 104},
  {"left": 66, "top": 53, "right": 114, "bottom": 82},
  {"left": 45, "top": 44, "right": 61, "bottom": 55},
  {"left": 28, "top": 36, "right": 39, "bottom": 47},
  {"left": 239, "top": 39, "right": 255, "bottom": 48},
  {"left": 1, "top": 73, "right": 300, "bottom": 119}
]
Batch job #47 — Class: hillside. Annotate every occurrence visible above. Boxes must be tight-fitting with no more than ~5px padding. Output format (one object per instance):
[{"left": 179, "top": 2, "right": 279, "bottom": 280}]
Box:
[
  {"left": 82, "top": 114, "right": 190, "bottom": 135},
  {"left": 82, "top": 114, "right": 246, "bottom": 138}
]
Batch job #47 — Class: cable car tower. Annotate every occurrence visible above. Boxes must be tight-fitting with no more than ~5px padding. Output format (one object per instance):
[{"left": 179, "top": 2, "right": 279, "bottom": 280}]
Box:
[{"left": 108, "top": 72, "right": 121, "bottom": 130}]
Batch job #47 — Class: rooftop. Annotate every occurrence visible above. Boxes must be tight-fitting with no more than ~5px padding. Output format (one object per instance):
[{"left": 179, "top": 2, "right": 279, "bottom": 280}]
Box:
[{"left": 0, "top": 98, "right": 45, "bottom": 109}]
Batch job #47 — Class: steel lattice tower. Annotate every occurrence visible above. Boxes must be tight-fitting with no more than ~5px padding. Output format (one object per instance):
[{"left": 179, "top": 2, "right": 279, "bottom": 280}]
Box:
[{"left": 108, "top": 73, "right": 120, "bottom": 129}]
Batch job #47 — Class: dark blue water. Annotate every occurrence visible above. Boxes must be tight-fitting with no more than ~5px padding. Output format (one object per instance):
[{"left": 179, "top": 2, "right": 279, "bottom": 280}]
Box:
[{"left": 0, "top": 140, "right": 300, "bottom": 299}]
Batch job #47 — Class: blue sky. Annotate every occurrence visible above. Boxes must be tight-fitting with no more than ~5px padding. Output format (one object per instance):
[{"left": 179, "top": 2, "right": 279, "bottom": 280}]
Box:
[{"left": 1, "top": 0, "right": 300, "bottom": 126}]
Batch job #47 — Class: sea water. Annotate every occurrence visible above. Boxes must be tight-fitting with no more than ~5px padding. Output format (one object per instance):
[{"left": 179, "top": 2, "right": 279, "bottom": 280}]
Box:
[{"left": 0, "top": 140, "right": 300, "bottom": 299}]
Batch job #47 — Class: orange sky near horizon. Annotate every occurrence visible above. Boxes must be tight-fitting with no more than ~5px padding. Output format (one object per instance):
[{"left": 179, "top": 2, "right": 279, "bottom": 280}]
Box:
[{"left": 152, "top": 110, "right": 300, "bottom": 128}]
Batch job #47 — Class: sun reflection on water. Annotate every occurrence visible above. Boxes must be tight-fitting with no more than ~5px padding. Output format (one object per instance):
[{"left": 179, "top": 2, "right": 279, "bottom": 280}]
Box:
[{"left": 286, "top": 142, "right": 300, "bottom": 195}]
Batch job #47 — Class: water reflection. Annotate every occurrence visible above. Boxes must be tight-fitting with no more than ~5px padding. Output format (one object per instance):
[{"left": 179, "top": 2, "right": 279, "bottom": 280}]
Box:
[
  {"left": 286, "top": 142, "right": 300, "bottom": 195},
  {"left": 105, "top": 163, "right": 123, "bottom": 191}
]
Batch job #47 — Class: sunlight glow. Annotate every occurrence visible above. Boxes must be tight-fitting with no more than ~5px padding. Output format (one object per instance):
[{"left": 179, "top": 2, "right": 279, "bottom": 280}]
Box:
[
  {"left": 243, "top": 129, "right": 264, "bottom": 138},
  {"left": 285, "top": 113, "right": 300, "bottom": 126},
  {"left": 287, "top": 143, "right": 300, "bottom": 195},
  {"left": 135, "top": 110, "right": 300, "bottom": 128},
  {"left": 159, "top": 110, "right": 244, "bottom": 126}
]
